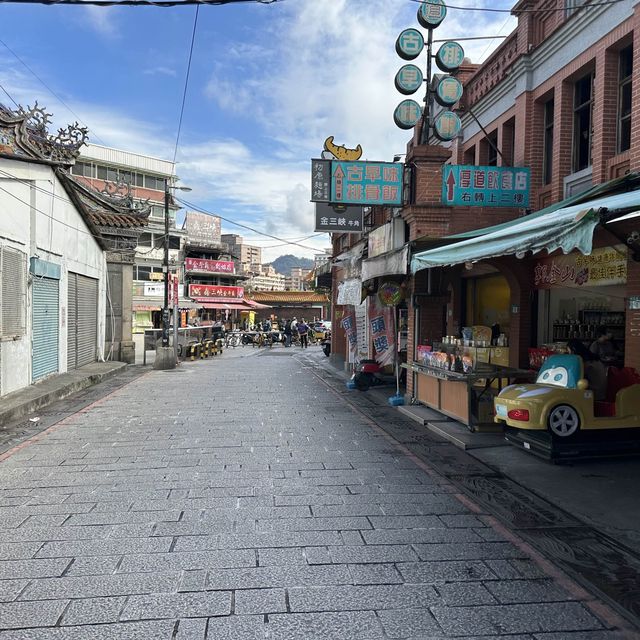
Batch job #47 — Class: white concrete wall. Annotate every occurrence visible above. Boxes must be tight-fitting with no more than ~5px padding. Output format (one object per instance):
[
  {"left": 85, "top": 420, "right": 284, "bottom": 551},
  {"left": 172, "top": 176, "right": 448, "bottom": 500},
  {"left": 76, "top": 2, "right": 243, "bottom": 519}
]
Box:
[{"left": 0, "top": 159, "right": 106, "bottom": 396}]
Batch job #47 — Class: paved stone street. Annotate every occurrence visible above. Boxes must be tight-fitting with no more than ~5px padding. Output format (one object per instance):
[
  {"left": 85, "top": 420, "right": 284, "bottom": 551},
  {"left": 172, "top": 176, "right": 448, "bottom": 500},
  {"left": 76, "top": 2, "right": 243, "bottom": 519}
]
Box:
[{"left": 0, "top": 347, "right": 633, "bottom": 639}]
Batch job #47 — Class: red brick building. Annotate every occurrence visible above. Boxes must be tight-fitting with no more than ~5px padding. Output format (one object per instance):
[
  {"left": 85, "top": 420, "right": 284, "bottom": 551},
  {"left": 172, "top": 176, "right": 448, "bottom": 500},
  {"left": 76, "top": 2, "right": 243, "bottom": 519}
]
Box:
[{"left": 331, "top": 0, "right": 640, "bottom": 409}]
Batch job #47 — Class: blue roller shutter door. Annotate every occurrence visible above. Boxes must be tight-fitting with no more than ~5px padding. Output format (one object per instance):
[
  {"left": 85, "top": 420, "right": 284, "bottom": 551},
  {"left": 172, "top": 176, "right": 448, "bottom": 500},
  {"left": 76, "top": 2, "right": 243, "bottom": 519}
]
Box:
[{"left": 32, "top": 277, "right": 59, "bottom": 381}]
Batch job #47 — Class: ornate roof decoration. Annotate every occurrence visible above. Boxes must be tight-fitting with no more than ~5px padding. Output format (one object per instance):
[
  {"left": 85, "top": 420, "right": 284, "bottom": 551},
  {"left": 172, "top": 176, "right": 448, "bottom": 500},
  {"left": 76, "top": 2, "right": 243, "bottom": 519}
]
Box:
[
  {"left": 56, "top": 170, "right": 150, "bottom": 249},
  {"left": 0, "top": 102, "right": 88, "bottom": 165},
  {"left": 99, "top": 177, "right": 151, "bottom": 213}
]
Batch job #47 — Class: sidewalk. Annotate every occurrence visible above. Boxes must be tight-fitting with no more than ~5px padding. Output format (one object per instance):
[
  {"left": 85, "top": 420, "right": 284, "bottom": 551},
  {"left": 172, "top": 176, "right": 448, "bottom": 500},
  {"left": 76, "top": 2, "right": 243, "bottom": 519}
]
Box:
[
  {"left": 0, "top": 346, "right": 634, "bottom": 638},
  {"left": 0, "top": 361, "right": 127, "bottom": 427}
]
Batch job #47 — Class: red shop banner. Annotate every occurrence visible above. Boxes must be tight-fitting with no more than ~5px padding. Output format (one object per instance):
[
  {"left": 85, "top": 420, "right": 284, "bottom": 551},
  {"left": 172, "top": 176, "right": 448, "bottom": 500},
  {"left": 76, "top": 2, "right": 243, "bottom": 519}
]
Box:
[
  {"left": 188, "top": 284, "right": 244, "bottom": 299},
  {"left": 185, "top": 258, "right": 236, "bottom": 274}
]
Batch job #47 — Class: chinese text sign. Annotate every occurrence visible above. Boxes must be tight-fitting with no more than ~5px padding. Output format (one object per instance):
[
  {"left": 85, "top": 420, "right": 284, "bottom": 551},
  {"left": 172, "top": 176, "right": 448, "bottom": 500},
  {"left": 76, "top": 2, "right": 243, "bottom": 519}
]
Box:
[{"left": 442, "top": 165, "right": 530, "bottom": 208}]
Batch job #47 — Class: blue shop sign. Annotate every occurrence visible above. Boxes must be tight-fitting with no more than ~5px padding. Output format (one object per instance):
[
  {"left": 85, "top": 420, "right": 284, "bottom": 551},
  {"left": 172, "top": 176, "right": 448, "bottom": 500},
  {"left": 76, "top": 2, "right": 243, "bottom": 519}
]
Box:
[{"left": 442, "top": 165, "right": 531, "bottom": 208}]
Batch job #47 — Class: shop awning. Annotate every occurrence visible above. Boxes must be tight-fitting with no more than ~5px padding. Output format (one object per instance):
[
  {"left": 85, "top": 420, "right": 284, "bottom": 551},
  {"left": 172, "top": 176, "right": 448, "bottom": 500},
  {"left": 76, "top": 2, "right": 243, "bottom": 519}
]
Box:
[
  {"left": 411, "top": 189, "right": 640, "bottom": 273},
  {"left": 191, "top": 297, "right": 269, "bottom": 311},
  {"left": 244, "top": 299, "right": 271, "bottom": 309},
  {"left": 361, "top": 246, "right": 408, "bottom": 282}
]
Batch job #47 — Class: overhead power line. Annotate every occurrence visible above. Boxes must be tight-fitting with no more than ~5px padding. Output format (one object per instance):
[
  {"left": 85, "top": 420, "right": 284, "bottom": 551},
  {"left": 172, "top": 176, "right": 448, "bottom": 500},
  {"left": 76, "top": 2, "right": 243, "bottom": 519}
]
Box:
[
  {"left": 172, "top": 5, "right": 199, "bottom": 165},
  {"left": 177, "top": 196, "right": 323, "bottom": 253}
]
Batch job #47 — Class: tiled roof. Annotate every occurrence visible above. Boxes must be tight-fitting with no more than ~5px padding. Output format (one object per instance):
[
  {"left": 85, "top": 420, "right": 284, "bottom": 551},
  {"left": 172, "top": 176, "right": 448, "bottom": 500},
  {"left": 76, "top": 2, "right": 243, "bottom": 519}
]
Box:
[
  {"left": 250, "top": 291, "right": 329, "bottom": 304},
  {"left": 87, "top": 210, "right": 147, "bottom": 228}
]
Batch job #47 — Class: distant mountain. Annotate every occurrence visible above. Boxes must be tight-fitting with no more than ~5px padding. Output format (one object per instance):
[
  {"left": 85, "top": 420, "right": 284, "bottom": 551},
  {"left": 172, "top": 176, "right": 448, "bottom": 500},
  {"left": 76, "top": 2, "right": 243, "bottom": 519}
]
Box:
[{"left": 270, "top": 254, "right": 314, "bottom": 276}]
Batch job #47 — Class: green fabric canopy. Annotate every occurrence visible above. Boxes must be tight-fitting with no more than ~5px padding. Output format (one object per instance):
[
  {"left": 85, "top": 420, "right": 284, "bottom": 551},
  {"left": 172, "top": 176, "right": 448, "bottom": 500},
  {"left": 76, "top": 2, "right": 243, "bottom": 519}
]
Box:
[{"left": 411, "top": 189, "right": 640, "bottom": 273}]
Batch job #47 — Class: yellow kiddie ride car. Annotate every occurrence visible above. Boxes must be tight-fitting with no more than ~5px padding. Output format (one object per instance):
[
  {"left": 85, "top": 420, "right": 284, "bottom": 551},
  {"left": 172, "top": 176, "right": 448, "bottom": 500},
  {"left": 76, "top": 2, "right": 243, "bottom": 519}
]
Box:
[{"left": 494, "top": 354, "right": 640, "bottom": 438}]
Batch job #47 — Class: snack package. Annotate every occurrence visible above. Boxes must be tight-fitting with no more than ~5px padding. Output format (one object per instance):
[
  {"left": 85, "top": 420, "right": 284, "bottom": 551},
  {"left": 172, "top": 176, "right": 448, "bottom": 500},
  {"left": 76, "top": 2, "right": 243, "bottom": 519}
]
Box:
[{"left": 462, "top": 355, "right": 473, "bottom": 374}]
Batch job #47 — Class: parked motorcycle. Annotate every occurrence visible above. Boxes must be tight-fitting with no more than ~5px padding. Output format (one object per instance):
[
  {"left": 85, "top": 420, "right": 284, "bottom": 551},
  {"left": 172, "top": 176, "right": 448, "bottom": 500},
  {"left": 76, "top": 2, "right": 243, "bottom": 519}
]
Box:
[{"left": 351, "top": 359, "right": 395, "bottom": 391}]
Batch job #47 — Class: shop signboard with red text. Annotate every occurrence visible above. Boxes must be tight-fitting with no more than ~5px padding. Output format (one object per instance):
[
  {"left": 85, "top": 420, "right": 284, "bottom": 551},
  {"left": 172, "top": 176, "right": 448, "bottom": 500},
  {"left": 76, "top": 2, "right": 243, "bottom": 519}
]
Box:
[
  {"left": 533, "top": 245, "right": 627, "bottom": 289},
  {"left": 185, "top": 258, "right": 235, "bottom": 274},
  {"left": 188, "top": 284, "right": 244, "bottom": 299}
]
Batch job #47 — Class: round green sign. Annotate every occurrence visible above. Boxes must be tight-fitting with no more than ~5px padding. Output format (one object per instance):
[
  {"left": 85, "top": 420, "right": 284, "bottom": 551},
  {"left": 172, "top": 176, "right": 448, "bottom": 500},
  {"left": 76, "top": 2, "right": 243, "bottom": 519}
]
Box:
[
  {"left": 435, "top": 76, "right": 463, "bottom": 106},
  {"left": 417, "top": 0, "right": 447, "bottom": 29},
  {"left": 433, "top": 110, "right": 461, "bottom": 141},
  {"left": 395, "top": 64, "right": 423, "bottom": 96},
  {"left": 435, "top": 41, "right": 465, "bottom": 72},
  {"left": 394, "top": 99, "right": 423, "bottom": 130},
  {"left": 395, "top": 28, "right": 424, "bottom": 61}
]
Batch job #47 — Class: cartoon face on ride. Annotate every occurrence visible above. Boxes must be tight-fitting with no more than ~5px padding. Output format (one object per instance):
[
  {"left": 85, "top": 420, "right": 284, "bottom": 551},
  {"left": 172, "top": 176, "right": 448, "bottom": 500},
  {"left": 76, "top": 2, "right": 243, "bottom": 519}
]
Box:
[{"left": 494, "top": 354, "right": 640, "bottom": 438}]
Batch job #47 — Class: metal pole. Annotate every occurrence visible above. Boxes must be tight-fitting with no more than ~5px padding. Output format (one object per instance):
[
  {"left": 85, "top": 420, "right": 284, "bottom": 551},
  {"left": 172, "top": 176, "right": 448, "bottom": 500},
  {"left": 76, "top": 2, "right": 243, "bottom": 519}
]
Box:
[
  {"left": 173, "top": 304, "right": 179, "bottom": 360},
  {"left": 420, "top": 27, "right": 434, "bottom": 145},
  {"left": 162, "top": 179, "right": 170, "bottom": 347}
]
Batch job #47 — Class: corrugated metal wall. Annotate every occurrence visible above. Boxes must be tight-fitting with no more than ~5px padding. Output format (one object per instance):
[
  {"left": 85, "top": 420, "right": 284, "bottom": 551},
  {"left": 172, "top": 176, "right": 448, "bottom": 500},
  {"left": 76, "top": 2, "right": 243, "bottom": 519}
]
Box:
[
  {"left": 32, "top": 277, "right": 59, "bottom": 381},
  {"left": 67, "top": 273, "right": 98, "bottom": 369}
]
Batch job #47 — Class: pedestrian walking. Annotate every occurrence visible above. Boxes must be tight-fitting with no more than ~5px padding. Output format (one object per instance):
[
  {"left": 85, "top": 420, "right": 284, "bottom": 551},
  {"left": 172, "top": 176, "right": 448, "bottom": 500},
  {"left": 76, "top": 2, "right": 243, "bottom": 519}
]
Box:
[
  {"left": 283, "top": 319, "right": 292, "bottom": 347},
  {"left": 297, "top": 318, "right": 309, "bottom": 348}
]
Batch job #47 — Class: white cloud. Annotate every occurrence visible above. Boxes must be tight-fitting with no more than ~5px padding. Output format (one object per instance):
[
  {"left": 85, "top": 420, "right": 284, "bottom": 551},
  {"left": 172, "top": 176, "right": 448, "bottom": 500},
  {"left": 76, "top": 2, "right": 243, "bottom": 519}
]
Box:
[
  {"left": 81, "top": 6, "right": 119, "bottom": 38},
  {"left": 144, "top": 66, "right": 178, "bottom": 77}
]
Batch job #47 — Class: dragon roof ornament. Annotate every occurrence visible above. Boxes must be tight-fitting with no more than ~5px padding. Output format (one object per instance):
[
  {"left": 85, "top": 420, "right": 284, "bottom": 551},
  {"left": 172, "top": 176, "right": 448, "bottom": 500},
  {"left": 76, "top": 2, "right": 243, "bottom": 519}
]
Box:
[{"left": 0, "top": 101, "right": 88, "bottom": 164}]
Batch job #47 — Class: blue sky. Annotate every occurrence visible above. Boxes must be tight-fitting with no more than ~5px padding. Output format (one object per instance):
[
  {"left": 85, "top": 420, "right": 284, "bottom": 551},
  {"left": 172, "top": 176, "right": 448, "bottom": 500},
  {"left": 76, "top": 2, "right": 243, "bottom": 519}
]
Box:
[{"left": 0, "top": 0, "right": 516, "bottom": 261}]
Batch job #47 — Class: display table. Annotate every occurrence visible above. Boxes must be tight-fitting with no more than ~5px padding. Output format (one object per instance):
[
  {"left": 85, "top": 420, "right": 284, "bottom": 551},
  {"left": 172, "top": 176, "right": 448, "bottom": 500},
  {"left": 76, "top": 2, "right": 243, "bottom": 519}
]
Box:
[{"left": 403, "top": 362, "right": 534, "bottom": 431}]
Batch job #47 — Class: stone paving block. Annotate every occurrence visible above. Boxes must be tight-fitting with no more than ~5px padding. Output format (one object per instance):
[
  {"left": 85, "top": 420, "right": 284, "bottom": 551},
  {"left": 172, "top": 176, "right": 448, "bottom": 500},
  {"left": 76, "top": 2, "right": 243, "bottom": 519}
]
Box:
[
  {"left": 311, "top": 504, "right": 384, "bottom": 517},
  {"left": 430, "top": 602, "right": 605, "bottom": 635},
  {"left": 64, "top": 510, "right": 181, "bottom": 526},
  {"left": 173, "top": 530, "right": 344, "bottom": 552},
  {"left": 204, "top": 614, "right": 265, "bottom": 639},
  {"left": 368, "top": 515, "right": 448, "bottom": 530},
  {"left": 36, "top": 536, "right": 172, "bottom": 558},
  {"left": 0, "top": 559, "right": 71, "bottom": 580},
  {"left": 274, "top": 494, "right": 344, "bottom": 506},
  {"left": 287, "top": 583, "right": 439, "bottom": 612},
  {"left": 0, "top": 599, "right": 68, "bottom": 629},
  {"left": 397, "top": 560, "right": 497, "bottom": 583},
  {"left": 267, "top": 610, "right": 385, "bottom": 639},
  {"left": 257, "top": 516, "right": 372, "bottom": 532},
  {"left": 413, "top": 542, "right": 526, "bottom": 561},
  {"left": 0, "top": 580, "right": 28, "bottom": 602},
  {"left": 174, "top": 618, "right": 207, "bottom": 640},
  {"left": 340, "top": 531, "right": 365, "bottom": 545},
  {"left": 0, "top": 526, "right": 110, "bottom": 543},
  {"left": 439, "top": 514, "right": 487, "bottom": 528},
  {"left": 121, "top": 591, "right": 231, "bottom": 620},
  {"left": 206, "top": 564, "right": 351, "bottom": 590},
  {"left": 363, "top": 527, "right": 482, "bottom": 545},
  {"left": 178, "top": 570, "right": 208, "bottom": 592},
  {"left": 65, "top": 556, "right": 121, "bottom": 576},
  {"left": 328, "top": 544, "right": 419, "bottom": 564},
  {"left": 376, "top": 607, "right": 442, "bottom": 638},
  {"left": 107, "top": 523, "right": 156, "bottom": 539},
  {"left": 0, "top": 542, "right": 44, "bottom": 560},
  {"left": 258, "top": 548, "right": 307, "bottom": 566},
  {"left": 302, "top": 547, "right": 331, "bottom": 565},
  {"left": 234, "top": 587, "right": 287, "bottom": 614},
  {"left": 119, "top": 549, "right": 256, "bottom": 573},
  {"left": 60, "top": 596, "right": 127, "bottom": 625},
  {"left": 436, "top": 581, "right": 498, "bottom": 605},
  {"left": 19, "top": 571, "right": 182, "bottom": 600},
  {"left": 486, "top": 579, "right": 576, "bottom": 603},
  {"left": 348, "top": 563, "right": 403, "bottom": 585},
  {"left": 0, "top": 620, "right": 175, "bottom": 639},
  {"left": 475, "top": 526, "right": 511, "bottom": 542}
]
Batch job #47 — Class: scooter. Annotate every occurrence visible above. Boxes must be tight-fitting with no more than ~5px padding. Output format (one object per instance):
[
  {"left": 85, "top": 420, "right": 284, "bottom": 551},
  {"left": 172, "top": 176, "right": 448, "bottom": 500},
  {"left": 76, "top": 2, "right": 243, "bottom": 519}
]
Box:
[{"left": 351, "top": 359, "right": 396, "bottom": 391}]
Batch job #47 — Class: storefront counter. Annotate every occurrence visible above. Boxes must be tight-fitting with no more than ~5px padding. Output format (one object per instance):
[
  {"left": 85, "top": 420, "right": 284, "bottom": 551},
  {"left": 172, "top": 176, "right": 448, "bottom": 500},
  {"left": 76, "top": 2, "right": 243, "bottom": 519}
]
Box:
[{"left": 404, "top": 362, "right": 533, "bottom": 431}]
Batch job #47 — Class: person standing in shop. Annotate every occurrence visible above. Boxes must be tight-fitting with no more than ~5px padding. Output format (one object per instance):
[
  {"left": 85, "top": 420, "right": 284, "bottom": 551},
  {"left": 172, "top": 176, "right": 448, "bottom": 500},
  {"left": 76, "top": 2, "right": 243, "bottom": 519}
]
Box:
[{"left": 590, "top": 326, "right": 617, "bottom": 365}]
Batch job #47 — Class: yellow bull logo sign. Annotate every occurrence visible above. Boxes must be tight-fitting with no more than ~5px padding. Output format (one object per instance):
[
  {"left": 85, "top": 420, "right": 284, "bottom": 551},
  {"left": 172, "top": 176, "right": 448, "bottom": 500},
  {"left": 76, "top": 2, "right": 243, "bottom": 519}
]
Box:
[{"left": 322, "top": 136, "right": 363, "bottom": 161}]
